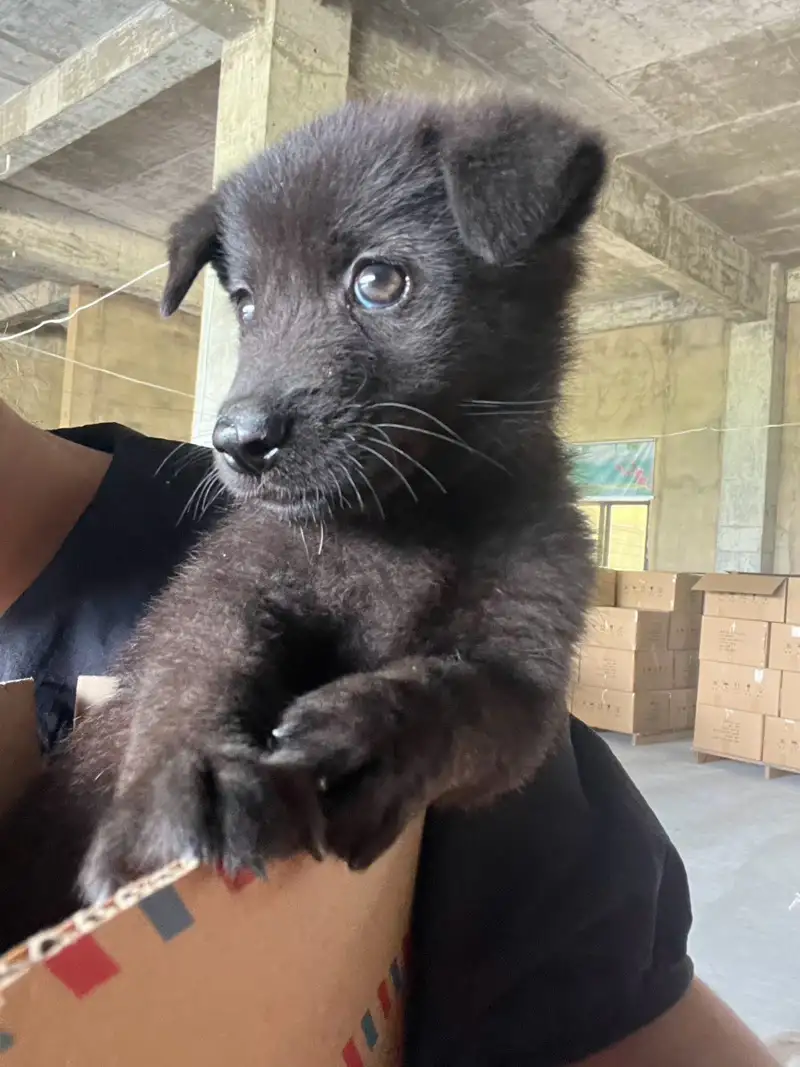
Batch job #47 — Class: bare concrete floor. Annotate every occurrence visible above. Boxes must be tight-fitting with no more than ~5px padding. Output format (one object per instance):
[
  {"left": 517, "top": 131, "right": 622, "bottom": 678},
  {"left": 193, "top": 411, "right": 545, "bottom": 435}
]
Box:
[{"left": 607, "top": 735, "right": 800, "bottom": 1043}]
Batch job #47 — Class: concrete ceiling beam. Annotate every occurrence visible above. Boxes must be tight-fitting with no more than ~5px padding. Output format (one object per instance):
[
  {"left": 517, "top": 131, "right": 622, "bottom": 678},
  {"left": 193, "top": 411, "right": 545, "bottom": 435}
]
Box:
[
  {"left": 0, "top": 2, "right": 223, "bottom": 180},
  {"left": 0, "top": 188, "right": 202, "bottom": 313},
  {"left": 591, "top": 165, "right": 771, "bottom": 322},
  {"left": 162, "top": 0, "right": 265, "bottom": 39},
  {"left": 575, "top": 292, "right": 714, "bottom": 335},
  {"left": 0, "top": 280, "right": 70, "bottom": 328}
]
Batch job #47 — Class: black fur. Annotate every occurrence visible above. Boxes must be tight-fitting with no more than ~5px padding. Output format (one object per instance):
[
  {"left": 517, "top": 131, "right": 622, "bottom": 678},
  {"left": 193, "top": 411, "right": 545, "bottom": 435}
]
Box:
[{"left": 0, "top": 94, "right": 605, "bottom": 948}]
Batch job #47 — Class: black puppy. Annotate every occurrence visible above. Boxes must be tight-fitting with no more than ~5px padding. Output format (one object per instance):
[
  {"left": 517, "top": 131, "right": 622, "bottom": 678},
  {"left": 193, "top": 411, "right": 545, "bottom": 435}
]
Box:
[{"left": 4, "top": 95, "right": 605, "bottom": 930}]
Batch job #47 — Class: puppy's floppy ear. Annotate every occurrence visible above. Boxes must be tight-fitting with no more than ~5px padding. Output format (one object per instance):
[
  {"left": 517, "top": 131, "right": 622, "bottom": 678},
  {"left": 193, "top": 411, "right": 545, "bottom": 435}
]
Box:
[
  {"left": 437, "top": 98, "right": 607, "bottom": 265},
  {"left": 161, "top": 194, "right": 228, "bottom": 317}
]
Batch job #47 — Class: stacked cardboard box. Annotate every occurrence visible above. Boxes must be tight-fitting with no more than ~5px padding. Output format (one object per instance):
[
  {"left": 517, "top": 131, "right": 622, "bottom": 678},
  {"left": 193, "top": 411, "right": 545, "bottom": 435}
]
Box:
[
  {"left": 571, "top": 571, "right": 701, "bottom": 740},
  {"left": 694, "top": 575, "right": 800, "bottom": 773}
]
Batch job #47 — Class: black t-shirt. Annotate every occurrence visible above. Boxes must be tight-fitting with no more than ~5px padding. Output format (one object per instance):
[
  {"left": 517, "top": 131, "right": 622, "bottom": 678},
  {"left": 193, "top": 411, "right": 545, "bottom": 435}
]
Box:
[{"left": 0, "top": 423, "right": 694, "bottom": 1066}]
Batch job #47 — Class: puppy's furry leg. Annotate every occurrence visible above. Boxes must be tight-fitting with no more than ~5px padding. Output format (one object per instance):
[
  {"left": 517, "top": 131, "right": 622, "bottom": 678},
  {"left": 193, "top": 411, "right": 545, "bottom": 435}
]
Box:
[
  {"left": 269, "top": 653, "right": 565, "bottom": 870},
  {"left": 76, "top": 505, "right": 319, "bottom": 903}
]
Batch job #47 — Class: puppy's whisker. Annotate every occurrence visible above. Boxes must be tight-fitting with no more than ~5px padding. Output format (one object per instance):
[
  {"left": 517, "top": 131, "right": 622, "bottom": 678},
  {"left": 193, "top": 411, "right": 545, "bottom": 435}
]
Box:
[
  {"left": 364, "top": 402, "right": 463, "bottom": 443},
  {"left": 154, "top": 442, "right": 191, "bottom": 477},
  {"left": 461, "top": 403, "right": 549, "bottom": 413},
  {"left": 196, "top": 470, "right": 224, "bottom": 520},
  {"left": 351, "top": 457, "right": 386, "bottom": 521},
  {"left": 318, "top": 521, "right": 325, "bottom": 556},
  {"left": 332, "top": 476, "right": 347, "bottom": 511},
  {"left": 349, "top": 367, "right": 369, "bottom": 405},
  {"left": 178, "top": 470, "right": 214, "bottom": 526},
  {"left": 172, "top": 451, "right": 211, "bottom": 477},
  {"left": 461, "top": 399, "right": 549, "bottom": 408},
  {"left": 298, "top": 526, "right": 311, "bottom": 564},
  {"left": 334, "top": 459, "right": 366, "bottom": 514},
  {"left": 358, "top": 441, "right": 419, "bottom": 505},
  {"left": 359, "top": 426, "right": 448, "bottom": 496},
  {"left": 461, "top": 409, "right": 544, "bottom": 419},
  {"left": 204, "top": 484, "right": 227, "bottom": 518},
  {"left": 374, "top": 423, "right": 509, "bottom": 475}
]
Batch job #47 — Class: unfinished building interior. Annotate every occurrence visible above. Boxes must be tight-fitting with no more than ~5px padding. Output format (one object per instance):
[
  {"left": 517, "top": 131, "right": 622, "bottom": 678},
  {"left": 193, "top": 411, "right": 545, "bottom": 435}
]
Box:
[{"left": 1, "top": 0, "right": 800, "bottom": 1048}]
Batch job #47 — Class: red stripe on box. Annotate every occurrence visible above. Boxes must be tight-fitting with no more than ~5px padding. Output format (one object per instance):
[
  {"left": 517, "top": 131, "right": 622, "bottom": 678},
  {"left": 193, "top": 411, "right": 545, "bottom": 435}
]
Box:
[
  {"left": 217, "top": 867, "right": 257, "bottom": 892},
  {"left": 378, "top": 979, "right": 392, "bottom": 1019},
  {"left": 45, "top": 935, "right": 120, "bottom": 998},
  {"left": 342, "top": 1038, "right": 364, "bottom": 1067}
]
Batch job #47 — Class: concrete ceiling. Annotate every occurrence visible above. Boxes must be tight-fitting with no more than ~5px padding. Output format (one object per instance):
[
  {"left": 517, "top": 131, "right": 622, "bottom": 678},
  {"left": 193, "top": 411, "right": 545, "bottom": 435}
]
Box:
[{"left": 1, "top": 0, "right": 799, "bottom": 319}]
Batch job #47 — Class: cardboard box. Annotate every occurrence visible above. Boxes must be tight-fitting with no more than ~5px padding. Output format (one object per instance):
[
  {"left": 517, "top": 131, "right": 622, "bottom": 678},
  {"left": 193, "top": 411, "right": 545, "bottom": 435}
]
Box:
[
  {"left": 768, "top": 623, "right": 800, "bottom": 673},
  {"left": 780, "top": 668, "right": 800, "bottom": 718},
  {"left": 583, "top": 607, "right": 670, "bottom": 651},
  {"left": 0, "top": 680, "right": 40, "bottom": 817},
  {"left": 0, "top": 680, "right": 420, "bottom": 1067},
  {"left": 668, "top": 611, "right": 701, "bottom": 651},
  {"left": 673, "top": 649, "right": 700, "bottom": 690},
  {"left": 572, "top": 686, "right": 695, "bottom": 735},
  {"left": 669, "top": 689, "right": 697, "bottom": 732},
  {"left": 785, "top": 577, "right": 800, "bottom": 626},
  {"left": 699, "top": 616, "right": 770, "bottom": 668},
  {"left": 694, "top": 573, "right": 787, "bottom": 624},
  {"left": 693, "top": 704, "right": 765, "bottom": 761},
  {"left": 571, "top": 686, "right": 671, "bottom": 735},
  {"left": 616, "top": 571, "right": 701, "bottom": 614},
  {"left": 697, "top": 661, "right": 781, "bottom": 717},
  {"left": 578, "top": 646, "right": 673, "bottom": 691},
  {"left": 591, "top": 568, "right": 616, "bottom": 607},
  {"left": 762, "top": 715, "right": 800, "bottom": 771}
]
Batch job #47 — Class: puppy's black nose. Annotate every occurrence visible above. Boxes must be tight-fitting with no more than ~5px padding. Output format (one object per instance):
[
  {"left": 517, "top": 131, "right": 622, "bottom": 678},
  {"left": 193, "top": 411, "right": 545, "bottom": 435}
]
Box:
[{"left": 212, "top": 407, "right": 292, "bottom": 475}]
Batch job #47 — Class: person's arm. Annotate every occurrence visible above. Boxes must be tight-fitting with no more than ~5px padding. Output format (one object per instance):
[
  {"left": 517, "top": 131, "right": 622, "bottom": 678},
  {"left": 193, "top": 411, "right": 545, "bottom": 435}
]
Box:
[{"left": 581, "top": 979, "right": 779, "bottom": 1067}]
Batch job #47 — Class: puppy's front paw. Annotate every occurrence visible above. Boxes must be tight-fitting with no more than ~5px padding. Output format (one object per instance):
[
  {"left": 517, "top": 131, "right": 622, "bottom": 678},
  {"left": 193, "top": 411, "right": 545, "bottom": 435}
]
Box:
[
  {"left": 268, "top": 677, "right": 432, "bottom": 871},
  {"left": 79, "top": 738, "right": 322, "bottom": 905}
]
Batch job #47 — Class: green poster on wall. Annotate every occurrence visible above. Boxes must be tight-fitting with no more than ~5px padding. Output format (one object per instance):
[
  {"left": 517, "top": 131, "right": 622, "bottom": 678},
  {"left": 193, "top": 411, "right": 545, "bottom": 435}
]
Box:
[{"left": 570, "top": 439, "right": 655, "bottom": 501}]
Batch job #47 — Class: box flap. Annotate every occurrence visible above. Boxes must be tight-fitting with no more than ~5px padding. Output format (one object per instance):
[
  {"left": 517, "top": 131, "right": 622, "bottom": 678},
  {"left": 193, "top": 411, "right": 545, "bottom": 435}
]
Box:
[
  {"left": 0, "top": 820, "right": 423, "bottom": 1067},
  {"left": 0, "top": 679, "right": 42, "bottom": 818},
  {"left": 75, "top": 676, "right": 118, "bottom": 724},
  {"left": 693, "top": 574, "right": 787, "bottom": 596}
]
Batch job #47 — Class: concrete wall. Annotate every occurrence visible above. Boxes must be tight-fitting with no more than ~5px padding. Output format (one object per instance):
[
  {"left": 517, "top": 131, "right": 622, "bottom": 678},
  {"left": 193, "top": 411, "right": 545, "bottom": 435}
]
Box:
[
  {"left": 0, "top": 328, "right": 66, "bottom": 427},
  {"left": 62, "top": 285, "right": 199, "bottom": 441},
  {"left": 562, "top": 316, "right": 729, "bottom": 573},
  {"left": 775, "top": 304, "right": 800, "bottom": 573}
]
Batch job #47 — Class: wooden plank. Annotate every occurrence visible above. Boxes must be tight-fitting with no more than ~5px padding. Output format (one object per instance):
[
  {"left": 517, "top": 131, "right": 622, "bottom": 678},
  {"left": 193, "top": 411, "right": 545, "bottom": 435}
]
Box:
[
  {"left": 589, "top": 726, "right": 694, "bottom": 746},
  {"left": 0, "top": 2, "right": 222, "bottom": 178},
  {"left": 0, "top": 281, "right": 69, "bottom": 327},
  {"left": 693, "top": 748, "right": 800, "bottom": 778},
  {"left": 0, "top": 187, "right": 202, "bottom": 313},
  {"left": 630, "top": 728, "right": 694, "bottom": 747},
  {"left": 694, "top": 751, "right": 723, "bottom": 765},
  {"left": 765, "top": 765, "right": 792, "bottom": 781}
]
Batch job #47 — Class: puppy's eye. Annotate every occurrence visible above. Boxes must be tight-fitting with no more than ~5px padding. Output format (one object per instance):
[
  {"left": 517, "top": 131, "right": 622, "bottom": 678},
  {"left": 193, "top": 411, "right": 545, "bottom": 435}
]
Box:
[
  {"left": 231, "top": 288, "right": 255, "bottom": 324},
  {"left": 351, "top": 262, "right": 408, "bottom": 309}
]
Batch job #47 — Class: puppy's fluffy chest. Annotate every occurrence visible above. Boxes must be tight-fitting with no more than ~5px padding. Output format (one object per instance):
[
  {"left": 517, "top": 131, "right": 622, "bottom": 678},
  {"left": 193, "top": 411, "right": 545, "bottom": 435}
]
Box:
[{"left": 311, "top": 527, "right": 456, "bottom": 665}]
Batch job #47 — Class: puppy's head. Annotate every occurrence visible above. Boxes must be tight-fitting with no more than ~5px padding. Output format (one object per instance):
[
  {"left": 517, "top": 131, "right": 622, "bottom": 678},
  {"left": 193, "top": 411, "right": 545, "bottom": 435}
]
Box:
[{"left": 163, "top": 95, "right": 605, "bottom": 519}]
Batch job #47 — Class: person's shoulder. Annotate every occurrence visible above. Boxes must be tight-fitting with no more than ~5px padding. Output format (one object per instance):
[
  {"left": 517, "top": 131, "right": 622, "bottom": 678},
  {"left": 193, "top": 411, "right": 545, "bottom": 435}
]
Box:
[
  {"left": 55, "top": 422, "right": 208, "bottom": 472},
  {"left": 406, "top": 719, "right": 693, "bottom": 1065},
  {"left": 56, "top": 422, "right": 227, "bottom": 540}
]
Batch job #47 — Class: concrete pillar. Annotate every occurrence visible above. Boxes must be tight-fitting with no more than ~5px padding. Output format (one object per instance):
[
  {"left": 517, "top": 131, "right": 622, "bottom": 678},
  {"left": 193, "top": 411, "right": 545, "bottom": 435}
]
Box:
[
  {"left": 715, "top": 264, "right": 788, "bottom": 573},
  {"left": 191, "top": 0, "right": 353, "bottom": 444},
  {"left": 63, "top": 284, "right": 200, "bottom": 440}
]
